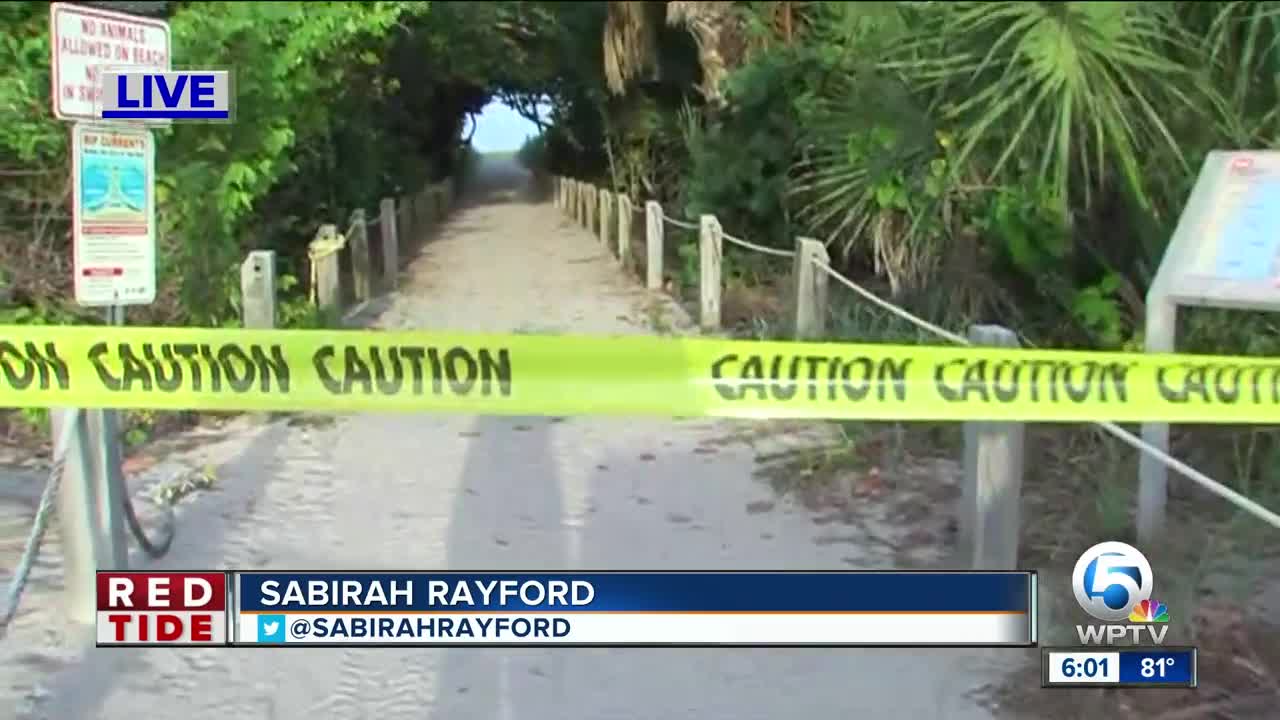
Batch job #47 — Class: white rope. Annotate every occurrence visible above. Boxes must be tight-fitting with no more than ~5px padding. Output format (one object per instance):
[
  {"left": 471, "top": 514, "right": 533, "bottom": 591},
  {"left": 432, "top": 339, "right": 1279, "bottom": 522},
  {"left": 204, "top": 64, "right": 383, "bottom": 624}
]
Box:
[
  {"left": 814, "top": 260, "right": 969, "bottom": 345},
  {"left": 623, "top": 195, "right": 792, "bottom": 258},
  {"left": 812, "top": 259, "right": 1280, "bottom": 531},
  {"left": 663, "top": 215, "right": 699, "bottom": 230},
  {"left": 723, "top": 231, "right": 796, "bottom": 258}
]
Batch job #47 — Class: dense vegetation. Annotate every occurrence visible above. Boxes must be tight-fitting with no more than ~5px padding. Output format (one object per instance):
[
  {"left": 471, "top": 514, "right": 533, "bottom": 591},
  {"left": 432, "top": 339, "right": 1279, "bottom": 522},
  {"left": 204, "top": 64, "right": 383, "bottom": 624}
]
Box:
[
  {"left": 6, "top": 2, "right": 1279, "bottom": 341},
  {"left": 4, "top": 0, "right": 509, "bottom": 328},
  {"left": 585, "top": 2, "right": 1279, "bottom": 353},
  {"left": 4, "top": 0, "right": 1278, "bottom": 485}
]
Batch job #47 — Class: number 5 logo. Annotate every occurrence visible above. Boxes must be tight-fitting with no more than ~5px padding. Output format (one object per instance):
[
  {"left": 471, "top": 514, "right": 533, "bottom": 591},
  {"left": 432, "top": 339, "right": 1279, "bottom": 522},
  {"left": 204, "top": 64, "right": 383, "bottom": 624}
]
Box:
[{"left": 1072, "top": 541, "right": 1154, "bottom": 623}]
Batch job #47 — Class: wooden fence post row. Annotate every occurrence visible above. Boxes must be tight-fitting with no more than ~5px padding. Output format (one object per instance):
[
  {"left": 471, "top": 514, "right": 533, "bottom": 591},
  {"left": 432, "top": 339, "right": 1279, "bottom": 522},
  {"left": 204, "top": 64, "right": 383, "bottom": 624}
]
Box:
[
  {"left": 554, "top": 179, "right": 1027, "bottom": 571},
  {"left": 279, "top": 177, "right": 458, "bottom": 323}
]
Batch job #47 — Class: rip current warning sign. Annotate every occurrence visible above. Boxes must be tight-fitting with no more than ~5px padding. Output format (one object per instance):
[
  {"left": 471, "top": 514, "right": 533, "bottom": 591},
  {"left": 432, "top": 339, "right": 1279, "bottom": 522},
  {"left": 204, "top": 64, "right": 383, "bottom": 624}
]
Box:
[
  {"left": 72, "top": 123, "right": 156, "bottom": 306},
  {"left": 1, "top": 326, "right": 1278, "bottom": 424}
]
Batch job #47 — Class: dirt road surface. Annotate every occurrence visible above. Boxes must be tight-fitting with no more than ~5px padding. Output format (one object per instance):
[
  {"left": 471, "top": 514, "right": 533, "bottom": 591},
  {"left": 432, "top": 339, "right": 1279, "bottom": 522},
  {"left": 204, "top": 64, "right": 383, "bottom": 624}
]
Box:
[{"left": 0, "top": 157, "right": 1015, "bottom": 720}]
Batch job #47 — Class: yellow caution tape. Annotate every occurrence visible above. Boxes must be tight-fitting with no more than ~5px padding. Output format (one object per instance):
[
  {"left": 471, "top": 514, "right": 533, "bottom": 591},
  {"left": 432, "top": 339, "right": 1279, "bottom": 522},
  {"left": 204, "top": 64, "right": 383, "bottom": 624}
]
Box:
[{"left": 1, "top": 325, "right": 1278, "bottom": 423}]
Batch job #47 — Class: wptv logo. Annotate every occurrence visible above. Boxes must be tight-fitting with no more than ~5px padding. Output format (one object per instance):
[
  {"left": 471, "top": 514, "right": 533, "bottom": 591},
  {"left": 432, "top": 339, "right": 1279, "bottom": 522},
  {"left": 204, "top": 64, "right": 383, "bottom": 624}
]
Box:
[
  {"left": 97, "top": 68, "right": 233, "bottom": 122},
  {"left": 1073, "top": 541, "right": 1171, "bottom": 645}
]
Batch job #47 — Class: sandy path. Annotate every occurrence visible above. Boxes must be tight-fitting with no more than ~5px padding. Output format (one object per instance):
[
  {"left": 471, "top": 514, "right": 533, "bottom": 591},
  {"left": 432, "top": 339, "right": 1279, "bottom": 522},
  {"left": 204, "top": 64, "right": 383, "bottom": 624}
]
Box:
[{"left": 0, "top": 157, "right": 1011, "bottom": 720}]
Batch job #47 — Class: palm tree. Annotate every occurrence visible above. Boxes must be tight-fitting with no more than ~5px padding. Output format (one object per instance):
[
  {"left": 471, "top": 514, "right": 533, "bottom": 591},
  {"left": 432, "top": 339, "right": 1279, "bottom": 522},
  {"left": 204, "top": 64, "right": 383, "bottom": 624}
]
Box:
[{"left": 603, "top": 1, "right": 747, "bottom": 107}]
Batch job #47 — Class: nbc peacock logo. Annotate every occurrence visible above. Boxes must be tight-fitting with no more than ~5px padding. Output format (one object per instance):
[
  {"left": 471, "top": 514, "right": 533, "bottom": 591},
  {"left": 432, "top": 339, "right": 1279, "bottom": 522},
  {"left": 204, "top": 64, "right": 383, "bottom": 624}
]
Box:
[{"left": 1128, "top": 599, "right": 1170, "bottom": 624}]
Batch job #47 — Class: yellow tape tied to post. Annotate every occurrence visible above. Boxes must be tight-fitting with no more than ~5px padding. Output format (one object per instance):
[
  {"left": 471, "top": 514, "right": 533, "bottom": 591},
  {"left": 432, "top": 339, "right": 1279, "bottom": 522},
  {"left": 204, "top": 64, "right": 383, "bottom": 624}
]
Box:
[{"left": 0, "top": 326, "right": 1278, "bottom": 424}]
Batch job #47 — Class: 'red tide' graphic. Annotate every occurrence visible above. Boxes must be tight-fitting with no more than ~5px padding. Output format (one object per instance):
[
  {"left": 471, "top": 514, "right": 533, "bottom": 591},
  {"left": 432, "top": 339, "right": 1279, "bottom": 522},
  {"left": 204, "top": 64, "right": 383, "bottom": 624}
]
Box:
[{"left": 97, "top": 571, "right": 227, "bottom": 645}]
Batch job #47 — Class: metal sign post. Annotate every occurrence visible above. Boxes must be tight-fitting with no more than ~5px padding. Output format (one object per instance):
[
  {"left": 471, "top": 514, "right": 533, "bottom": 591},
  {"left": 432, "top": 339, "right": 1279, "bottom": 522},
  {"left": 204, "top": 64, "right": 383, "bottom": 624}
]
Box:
[
  {"left": 1139, "top": 151, "right": 1280, "bottom": 542},
  {"left": 49, "top": 2, "right": 169, "bottom": 621}
]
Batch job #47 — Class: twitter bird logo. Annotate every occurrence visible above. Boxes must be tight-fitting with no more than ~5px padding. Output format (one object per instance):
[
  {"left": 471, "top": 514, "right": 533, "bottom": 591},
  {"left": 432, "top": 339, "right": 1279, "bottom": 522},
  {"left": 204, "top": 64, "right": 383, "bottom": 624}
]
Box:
[{"left": 258, "top": 614, "right": 286, "bottom": 642}]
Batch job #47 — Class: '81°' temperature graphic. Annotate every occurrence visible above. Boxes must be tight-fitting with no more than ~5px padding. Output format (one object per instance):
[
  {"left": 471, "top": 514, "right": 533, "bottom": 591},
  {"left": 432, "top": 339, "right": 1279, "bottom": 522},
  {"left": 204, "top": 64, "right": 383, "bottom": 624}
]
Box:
[{"left": 1043, "top": 647, "right": 1197, "bottom": 688}]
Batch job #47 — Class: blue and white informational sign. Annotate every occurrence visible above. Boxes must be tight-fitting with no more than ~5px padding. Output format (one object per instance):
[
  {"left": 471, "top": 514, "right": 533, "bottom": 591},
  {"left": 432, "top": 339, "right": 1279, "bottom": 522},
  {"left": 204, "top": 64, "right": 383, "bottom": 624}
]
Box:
[
  {"left": 71, "top": 122, "right": 155, "bottom": 306},
  {"left": 230, "top": 571, "right": 1037, "bottom": 647},
  {"left": 1160, "top": 151, "right": 1280, "bottom": 310}
]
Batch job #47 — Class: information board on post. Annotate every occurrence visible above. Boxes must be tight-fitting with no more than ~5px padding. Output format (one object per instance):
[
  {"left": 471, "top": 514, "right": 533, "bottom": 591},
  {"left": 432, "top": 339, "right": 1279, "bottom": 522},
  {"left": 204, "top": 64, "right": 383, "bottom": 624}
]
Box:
[
  {"left": 1159, "top": 152, "right": 1280, "bottom": 310},
  {"left": 71, "top": 123, "right": 156, "bottom": 306}
]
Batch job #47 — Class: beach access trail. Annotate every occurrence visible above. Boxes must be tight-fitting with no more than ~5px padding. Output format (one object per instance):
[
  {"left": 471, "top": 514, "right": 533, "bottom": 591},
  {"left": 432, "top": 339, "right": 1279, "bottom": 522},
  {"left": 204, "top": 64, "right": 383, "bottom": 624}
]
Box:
[{"left": 0, "top": 156, "right": 1012, "bottom": 720}]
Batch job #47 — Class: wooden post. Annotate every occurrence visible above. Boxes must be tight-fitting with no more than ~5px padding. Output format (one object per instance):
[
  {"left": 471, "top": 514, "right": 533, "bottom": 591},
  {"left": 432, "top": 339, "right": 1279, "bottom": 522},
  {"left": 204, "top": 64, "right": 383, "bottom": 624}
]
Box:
[
  {"left": 310, "top": 224, "right": 343, "bottom": 312},
  {"left": 398, "top": 193, "right": 412, "bottom": 254},
  {"left": 793, "top": 237, "right": 829, "bottom": 339},
  {"left": 349, "top": 209, "right": 372, "bottom": 303},
  {"left": 380, "top": 198, "right": 398, "bottom": 290},
  {"left": 646, "top": 201, "right": 663, "bottom": 290},
  {"left": 431, "top": 185, "right": 444, "bottom": 220},
  {"left": 418, "top": 186, "right": 432, "bottom": 230},
  {"left": 570, "top": 181, "right": 580, "bottom": 221},
  {"left": 585, "top": 186, "right": 597, "bottom": 235},
  {"left": 960, "top": 325, "right": 1027, "bottom": 570},
  {"left": 556, "top": 177, "right": 564, "bottom": 210},
  {"left": 599, "top": 189, "right": 612, "bottom": 249},
  {"left": 240, "top": 250, "right": 277, "bottom": 329},
  {"left": 699, "top": 214, "right": 722, "bottom": 331},
  {"left": 617, "top": 193, "right": 632, "bottom": 266}
]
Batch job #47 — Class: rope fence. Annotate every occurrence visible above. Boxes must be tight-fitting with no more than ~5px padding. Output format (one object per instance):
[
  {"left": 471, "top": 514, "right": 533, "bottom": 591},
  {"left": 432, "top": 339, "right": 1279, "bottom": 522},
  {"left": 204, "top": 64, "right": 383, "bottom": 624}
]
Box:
[
  {"left": 551, "top": 174, "right": 1280, "bottom": 569},
  {"left": 813, "top": 259, "right": 1280, "bottom": 531},
  {"left": 724, "top": 230, "right": 796, "bottom": 258},
  {"left": 663, "top": 216, "right": 699, "bottom": 231}
]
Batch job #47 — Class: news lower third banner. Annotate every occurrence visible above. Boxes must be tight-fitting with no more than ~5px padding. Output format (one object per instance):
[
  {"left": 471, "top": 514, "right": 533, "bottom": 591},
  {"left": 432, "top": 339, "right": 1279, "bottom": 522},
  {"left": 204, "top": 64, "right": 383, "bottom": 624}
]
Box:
[{"left": 227, "top": 571, "right": 1036, "bottom": 647}]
